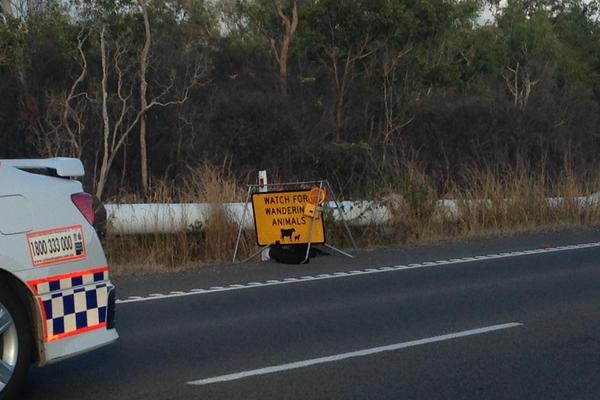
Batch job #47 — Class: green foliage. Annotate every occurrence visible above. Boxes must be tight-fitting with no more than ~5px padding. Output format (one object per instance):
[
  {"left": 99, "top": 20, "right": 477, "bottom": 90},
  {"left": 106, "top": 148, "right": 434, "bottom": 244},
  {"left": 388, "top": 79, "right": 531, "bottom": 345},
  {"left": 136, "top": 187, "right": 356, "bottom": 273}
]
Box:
[
  {"left": 297, "top": 0, "right": 476, "bottom": 62},
  {"left": 188, "top": 220, "right": 204, "bottom": 234},
  {"left": 0, "top": 18, "right": 27, "bottom": 69}
]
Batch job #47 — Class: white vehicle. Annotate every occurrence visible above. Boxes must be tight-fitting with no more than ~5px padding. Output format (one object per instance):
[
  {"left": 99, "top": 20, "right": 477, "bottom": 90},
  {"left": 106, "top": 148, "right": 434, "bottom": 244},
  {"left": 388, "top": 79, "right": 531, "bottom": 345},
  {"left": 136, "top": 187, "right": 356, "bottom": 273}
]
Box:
[{"left": 0, "top": 158, "right": 118, "bottom": 399}]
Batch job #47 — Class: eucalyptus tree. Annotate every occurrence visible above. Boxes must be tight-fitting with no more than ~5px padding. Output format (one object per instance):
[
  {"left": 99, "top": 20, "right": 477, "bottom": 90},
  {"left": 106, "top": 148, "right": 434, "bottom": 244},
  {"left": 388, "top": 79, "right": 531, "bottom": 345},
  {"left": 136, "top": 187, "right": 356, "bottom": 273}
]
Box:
[
  {"left": 295, "top": 0, "right": 481, "bottom": 144},
  {"left": 72, "top": 0, "right": 213, "bottom": 197},
  {"left": 232, "top": 0, "right": 299, "bottom": 96}
]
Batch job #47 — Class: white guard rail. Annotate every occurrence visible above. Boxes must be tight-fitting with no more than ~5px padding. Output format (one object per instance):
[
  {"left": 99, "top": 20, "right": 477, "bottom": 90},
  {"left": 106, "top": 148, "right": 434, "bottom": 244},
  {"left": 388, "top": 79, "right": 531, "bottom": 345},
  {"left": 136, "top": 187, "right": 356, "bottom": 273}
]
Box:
[
  {"left": 104, "top": 201, "right": 390, "bottom": 235},
  {"left": 105, "top": 194, "right": 600, "bottom": 235}
]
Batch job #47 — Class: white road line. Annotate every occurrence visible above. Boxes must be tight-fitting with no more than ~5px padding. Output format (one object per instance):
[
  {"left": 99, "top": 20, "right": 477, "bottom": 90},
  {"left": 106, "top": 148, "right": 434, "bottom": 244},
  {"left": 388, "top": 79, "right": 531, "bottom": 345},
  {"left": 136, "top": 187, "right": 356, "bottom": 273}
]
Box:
[
  {"left": 116, "top": 241, "right": 600, "bottom": 305},
  {"left": 186, "top": 322, "right": 523, "bottom": 386}
]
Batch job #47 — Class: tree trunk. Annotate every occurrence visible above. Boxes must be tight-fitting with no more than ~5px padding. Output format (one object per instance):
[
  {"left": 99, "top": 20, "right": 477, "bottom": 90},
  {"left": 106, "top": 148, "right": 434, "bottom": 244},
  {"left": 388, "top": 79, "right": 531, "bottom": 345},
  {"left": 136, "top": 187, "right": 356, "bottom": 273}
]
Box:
[
  {"left": 97, "top": 25, "right": 111, "bottom": 200},
  {"left": 272, "top": 0, "right": 298, "bottom": 96},
  {"left": 139, "top": 0, "right": 151, "bottom": 194}
]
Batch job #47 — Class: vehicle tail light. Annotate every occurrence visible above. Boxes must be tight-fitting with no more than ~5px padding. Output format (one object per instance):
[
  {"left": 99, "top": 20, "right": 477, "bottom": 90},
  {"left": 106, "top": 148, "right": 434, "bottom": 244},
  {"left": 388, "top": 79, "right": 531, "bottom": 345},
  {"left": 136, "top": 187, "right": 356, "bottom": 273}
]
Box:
[{"left": 71, "top": 192, "right": 95, "bottom": 226}]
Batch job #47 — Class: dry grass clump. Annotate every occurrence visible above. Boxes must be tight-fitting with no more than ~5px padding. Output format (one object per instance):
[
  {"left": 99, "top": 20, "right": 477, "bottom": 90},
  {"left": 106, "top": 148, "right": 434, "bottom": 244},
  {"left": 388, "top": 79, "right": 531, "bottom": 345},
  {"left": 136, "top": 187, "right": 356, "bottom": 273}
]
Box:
[
  {"left": 105, "top": 164, "right": 256, "bottom": 276},
  {"left": 183, "top": 165, "right": 255, "bottom": 263},
  {"left": 362, "top": 163, "right": 600, "bottom": 249},
  {"left": 327, "top": 162, "right": 442, "bottom": 248},
  {"left": 453, "top": 165, "right": 600, "bottom": 235},
  {"left": 106, "top": 162, "right": 600, "bottom": 276}
]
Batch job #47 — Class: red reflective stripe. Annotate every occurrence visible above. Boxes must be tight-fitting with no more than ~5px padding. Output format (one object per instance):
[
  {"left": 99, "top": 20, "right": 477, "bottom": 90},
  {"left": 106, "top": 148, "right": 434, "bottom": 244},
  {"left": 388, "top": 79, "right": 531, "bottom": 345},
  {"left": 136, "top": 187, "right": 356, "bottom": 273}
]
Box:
[
  {"left": 46, "top": 323, "right": 108, "bottom": 342},
  {"left": 27, "top": 266, "right": 109, "bottom": 293}
]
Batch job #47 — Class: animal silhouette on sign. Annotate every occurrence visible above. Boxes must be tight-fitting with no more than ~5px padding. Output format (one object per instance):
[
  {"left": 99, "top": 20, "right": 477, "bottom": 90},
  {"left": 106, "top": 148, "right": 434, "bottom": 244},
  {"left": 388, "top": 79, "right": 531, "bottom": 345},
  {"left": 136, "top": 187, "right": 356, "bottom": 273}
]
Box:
[
  {"left": 294, "top": 234, "right": 301, "bottom": 241},
  {"left": 280, "top": 228, "right": 296, "bottom": 241}
]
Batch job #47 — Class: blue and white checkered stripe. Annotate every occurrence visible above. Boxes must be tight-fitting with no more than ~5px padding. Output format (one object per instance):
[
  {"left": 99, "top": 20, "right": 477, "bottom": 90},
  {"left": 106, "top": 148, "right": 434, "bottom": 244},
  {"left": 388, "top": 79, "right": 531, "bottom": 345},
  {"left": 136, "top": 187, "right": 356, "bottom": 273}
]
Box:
[
  {"left": 30, "top": 268, "right": 111, "bottom": 341},
  {"left": 40, "top": 284, "right": 109, "bottom": 339},
  {"left": 35, "top": 270, "right": 108, "bottom": 294}
]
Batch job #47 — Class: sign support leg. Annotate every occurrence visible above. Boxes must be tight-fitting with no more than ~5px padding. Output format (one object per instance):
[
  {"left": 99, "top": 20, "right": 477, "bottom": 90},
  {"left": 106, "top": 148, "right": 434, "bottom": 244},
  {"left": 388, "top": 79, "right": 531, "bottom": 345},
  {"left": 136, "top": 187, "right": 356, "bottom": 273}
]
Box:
[
  {"left": 240, "top": 242, "right": 275, "bottom": 263},
  {"left": 322, "top": 243, "right": 355, "bottom": 258},
  {"left": 303, "top": 180, "right": 324, "bottom": 263},
  {"left": 232, "top": 186, "right": 253, "bottom": 262},
  {"left": 325, "top": 180, "right": 358, "bottom": 252}
]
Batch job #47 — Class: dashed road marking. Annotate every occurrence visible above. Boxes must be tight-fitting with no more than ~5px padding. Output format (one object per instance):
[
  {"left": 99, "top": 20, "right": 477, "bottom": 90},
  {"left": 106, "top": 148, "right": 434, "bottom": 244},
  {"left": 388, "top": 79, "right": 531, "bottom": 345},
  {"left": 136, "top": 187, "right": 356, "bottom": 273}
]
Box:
[
  {"left": 186, "top": 322, "right": 523, "bottom": 386},
  {"left": 116, "top": 241, "right": 600, "bottom": 305}
]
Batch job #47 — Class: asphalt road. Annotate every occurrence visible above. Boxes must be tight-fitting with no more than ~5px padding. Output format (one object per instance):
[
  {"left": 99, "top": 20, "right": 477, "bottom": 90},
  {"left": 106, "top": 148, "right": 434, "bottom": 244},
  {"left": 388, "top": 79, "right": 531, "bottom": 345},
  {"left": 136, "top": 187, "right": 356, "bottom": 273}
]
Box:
[{"left": 22, "top": 229, "right": 600, "bottom": 400}]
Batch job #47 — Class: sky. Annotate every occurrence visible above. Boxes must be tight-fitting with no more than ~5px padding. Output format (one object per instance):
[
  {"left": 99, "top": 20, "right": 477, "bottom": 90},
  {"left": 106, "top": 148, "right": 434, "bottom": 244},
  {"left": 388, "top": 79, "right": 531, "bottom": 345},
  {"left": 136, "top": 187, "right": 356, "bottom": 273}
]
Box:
[{"left": 477, "top": 1, "right": 507, "bottom": 25}]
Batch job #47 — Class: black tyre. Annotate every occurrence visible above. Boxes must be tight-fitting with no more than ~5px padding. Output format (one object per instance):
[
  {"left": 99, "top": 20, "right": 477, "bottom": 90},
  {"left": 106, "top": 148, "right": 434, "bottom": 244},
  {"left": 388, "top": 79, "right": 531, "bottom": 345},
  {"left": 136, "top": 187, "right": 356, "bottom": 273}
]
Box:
[{"left": 0, "top": 282, "right": 32, "bottom": 400}]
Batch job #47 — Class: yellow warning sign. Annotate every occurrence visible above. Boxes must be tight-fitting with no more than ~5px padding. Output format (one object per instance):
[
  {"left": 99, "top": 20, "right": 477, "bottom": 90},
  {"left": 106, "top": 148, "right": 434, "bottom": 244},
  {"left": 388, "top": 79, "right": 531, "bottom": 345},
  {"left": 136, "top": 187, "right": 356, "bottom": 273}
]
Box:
[{"left": 252, "top": 190, "right": 326, "bottom": 246}]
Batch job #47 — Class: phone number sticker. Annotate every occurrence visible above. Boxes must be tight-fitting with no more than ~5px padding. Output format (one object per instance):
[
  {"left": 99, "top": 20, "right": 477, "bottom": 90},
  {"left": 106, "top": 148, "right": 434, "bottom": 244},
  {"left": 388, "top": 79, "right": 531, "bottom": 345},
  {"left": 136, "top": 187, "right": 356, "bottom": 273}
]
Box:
[{"left": 27, "top": 225, "right": 86, "bottom": 267}]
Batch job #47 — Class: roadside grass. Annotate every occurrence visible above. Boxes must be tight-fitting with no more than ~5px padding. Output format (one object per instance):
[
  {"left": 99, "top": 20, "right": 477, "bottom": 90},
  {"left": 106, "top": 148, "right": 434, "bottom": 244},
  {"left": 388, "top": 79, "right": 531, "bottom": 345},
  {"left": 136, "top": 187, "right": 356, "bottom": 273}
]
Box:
[
  {"left": 105, "top": 163, "right": 600, "bottom": 276},
  {"left": 105, "top": 164, "right": 255, "bottom": 277}
]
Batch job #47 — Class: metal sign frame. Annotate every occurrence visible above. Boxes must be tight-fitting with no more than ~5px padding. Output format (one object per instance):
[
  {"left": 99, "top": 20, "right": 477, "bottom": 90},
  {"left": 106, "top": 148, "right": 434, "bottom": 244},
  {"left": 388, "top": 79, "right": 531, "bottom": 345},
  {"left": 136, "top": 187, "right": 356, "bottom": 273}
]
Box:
[{"left": 232, "top": 180, "right": 357, "bottom": 263}]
